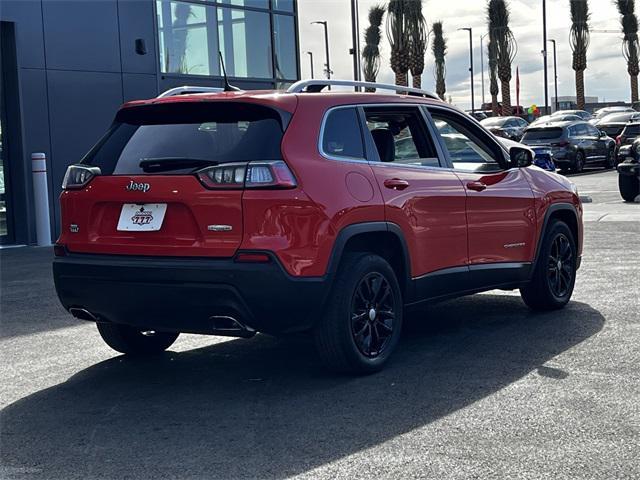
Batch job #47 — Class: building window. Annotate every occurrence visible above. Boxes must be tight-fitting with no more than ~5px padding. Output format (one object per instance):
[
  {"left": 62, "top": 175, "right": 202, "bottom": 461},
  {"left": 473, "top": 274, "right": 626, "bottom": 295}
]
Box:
[
  {"left": 218, "top": 7, "right": 272, "bottom": 78},
  {"left": 219, "top": 0, "right": 270, "bottom": 9},
  {"left": 273, "top": 0, "right": 295, "bottom": 12},
  {"left": 157, "top": 1, "right": 220, "bottom": 76},
  {"left": 273, "top": 14, "right": 297, "bottom": 80},
  {"left": 156, "top": 0, "right": 296, "bottom": 82}
]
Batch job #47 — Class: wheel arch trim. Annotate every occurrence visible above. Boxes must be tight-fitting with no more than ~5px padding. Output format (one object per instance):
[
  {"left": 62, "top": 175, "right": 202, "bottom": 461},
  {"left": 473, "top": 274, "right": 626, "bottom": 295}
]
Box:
[
  {"left": 533, "top": 202, "right": 581, "bottom": 270},
  {"left": 325, "top": 222, "right": 413, "bottom": 298}
]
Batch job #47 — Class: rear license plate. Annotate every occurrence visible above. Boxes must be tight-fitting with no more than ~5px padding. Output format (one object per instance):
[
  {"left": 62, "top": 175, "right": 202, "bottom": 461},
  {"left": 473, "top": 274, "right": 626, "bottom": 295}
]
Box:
[{"left": 117, "top": 204, "right": 167, "bottom": 232}]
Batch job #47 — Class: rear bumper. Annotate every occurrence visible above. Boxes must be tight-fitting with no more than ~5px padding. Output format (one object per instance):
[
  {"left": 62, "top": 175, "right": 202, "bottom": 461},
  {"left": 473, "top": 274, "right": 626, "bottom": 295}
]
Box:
[{"left": 53, "top": 253, "right": 329, "bottom": 336}]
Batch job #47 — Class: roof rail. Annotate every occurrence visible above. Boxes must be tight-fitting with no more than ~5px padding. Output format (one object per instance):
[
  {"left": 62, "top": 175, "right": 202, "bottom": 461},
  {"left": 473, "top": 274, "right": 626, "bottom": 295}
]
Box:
[
  {"left": 157, "top": 86, "right": 225, "bottom": 98},
  {"left": 286, "top": 79, "right": 440, "bottom": 100}
]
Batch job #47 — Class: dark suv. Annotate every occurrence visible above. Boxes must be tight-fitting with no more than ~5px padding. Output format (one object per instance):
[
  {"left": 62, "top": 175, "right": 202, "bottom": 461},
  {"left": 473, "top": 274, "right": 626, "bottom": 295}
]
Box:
[
  {"left": 53, "top": 80, "right": 583, "bottom": 374},
  {"left": 521, "top": 121, "right": 615, "bottom": 172},
  {"left": 615, "top": 121, "right": 640, "bottom": 163}
]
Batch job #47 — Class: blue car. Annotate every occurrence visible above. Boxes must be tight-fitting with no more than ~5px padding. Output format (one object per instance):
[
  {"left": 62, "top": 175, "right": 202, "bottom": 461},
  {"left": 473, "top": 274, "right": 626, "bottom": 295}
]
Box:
[{"left": 497, "top": 138, "right": 556, "bottom": 172}]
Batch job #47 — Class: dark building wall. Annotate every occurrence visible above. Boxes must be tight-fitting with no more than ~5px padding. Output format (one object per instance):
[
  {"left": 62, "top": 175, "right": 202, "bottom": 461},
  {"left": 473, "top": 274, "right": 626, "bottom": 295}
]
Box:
[{"left": 0, "top": 0, "right": 297, "bottom": 244}]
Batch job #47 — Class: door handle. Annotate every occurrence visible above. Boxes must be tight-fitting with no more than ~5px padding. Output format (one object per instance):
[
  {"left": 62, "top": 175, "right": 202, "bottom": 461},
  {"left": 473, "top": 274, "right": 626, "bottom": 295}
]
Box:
[
  {"left": 466, "top": 181, "right": 487, "bottom": 192},
  {"left": 384, "top": 178, "right": 410, "bottom": 191}
]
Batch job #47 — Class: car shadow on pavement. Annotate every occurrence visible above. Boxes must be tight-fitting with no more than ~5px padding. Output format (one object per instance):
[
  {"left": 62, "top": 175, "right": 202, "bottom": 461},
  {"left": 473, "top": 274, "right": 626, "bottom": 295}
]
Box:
[{"left": 1, "top": 295, "right": 604, "bottom": 479}]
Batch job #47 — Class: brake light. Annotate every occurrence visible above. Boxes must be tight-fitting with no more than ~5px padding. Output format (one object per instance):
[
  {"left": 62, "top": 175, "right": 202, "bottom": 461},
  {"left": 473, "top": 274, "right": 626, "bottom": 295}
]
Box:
[
  {"left": 61, "top": 165, "right": 101, "bottom": 190},
  {"left": 616, "top": 135, "right": 622, "bottom": 145},
  {"left": 197, "top": 160, "right": 296, "bottom": 190}
]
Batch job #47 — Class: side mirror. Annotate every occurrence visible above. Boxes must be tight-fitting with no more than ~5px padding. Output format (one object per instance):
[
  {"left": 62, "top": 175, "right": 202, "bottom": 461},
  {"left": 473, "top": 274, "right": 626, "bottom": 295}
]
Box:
[
  {"left": 600, "top": 130, "right": 608, "bottom": 138},
  {"left": 509, "top": 146, "right": 533, "bottom": 168}
]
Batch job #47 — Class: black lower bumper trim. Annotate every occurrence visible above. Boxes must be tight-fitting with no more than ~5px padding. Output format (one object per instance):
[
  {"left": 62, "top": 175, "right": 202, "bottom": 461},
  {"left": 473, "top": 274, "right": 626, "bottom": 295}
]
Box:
[{"left": 53, "top": 253, "right": 328, "bottom": 335}]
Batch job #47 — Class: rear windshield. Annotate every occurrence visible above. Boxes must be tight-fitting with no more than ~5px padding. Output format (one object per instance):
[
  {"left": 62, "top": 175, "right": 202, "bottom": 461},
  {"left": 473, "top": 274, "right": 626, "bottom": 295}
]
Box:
[
  {"left": 601, "top": 125, "right": 624, "bottom": 137},
  {"left": 83, "top": 102, "right": 286, "bottom": 175},
  {"left": 623, "top": 124, "right": 640, "bottom": 136},
  {"left": 522, "top": 128, "right": 563, "bottom": 141}
]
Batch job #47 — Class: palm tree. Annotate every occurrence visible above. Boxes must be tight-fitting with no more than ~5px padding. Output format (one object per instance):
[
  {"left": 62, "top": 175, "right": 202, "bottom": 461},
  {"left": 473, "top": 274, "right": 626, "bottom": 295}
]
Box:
[
  {"left": 616, "top": 0, "right": 640, "bottom": 104},
  {"left": 407, "top": 0, "right": 428, "bottom": 89},
  {"left": 387, "top": 0, "right": 410, "bottom": 87},
  {"left": 487, "top": 38, "right": 500, "bottom": 115},
  {"left": 362, "top": 5, "right": 386, "bottom": 92},
  {"left": 431, "top": 21, "right": 447, "bottom": 100},
  {"left": 488, "top": 0, "right": 517, "bottom": 116},
  {"left": 569, "top": 0, "right": 590, "bottom": 110}
]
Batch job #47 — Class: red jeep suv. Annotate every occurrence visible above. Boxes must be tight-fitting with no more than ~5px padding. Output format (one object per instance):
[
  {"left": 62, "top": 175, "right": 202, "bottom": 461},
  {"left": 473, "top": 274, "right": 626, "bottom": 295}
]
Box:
[{"left": 53, "top": 80, "right": 583, "bottom": 374}]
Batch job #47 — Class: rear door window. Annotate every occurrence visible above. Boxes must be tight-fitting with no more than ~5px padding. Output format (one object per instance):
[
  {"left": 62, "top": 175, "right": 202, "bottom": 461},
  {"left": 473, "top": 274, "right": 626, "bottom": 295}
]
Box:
[
  {"left": 321, "top": 108, "right": 364, "bottom": 159},
  {"left": 83, "top": 102, "right": 286, "bottom": 175}
]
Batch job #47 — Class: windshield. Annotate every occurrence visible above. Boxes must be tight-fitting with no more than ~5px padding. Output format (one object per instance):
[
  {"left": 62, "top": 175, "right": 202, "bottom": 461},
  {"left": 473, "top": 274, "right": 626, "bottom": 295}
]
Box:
[{"left": 83, "top": 102, "right": 285, "bottom": 175}]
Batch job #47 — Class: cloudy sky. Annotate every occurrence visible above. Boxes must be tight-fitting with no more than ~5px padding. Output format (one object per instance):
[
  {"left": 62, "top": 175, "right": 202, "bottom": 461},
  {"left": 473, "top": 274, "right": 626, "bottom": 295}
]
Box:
[{"left": 297, "top": 0, "right": 630, "bottom": 110}]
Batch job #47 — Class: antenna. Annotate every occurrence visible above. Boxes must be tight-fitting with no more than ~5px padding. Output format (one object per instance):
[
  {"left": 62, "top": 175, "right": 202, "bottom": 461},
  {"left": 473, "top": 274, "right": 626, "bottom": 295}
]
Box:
[{"left": 218, "top": 52, "right": 241, "bottom": 92}]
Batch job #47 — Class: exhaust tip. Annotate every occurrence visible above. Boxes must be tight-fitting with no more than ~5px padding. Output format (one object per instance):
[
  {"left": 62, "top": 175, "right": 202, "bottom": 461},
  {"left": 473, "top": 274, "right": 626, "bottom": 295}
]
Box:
[
  {"left": 209, "top": 316, "right": 256, "bottom": 338},
  {"left": 69, "top": 307, "right": 99, "bottom": 322}
]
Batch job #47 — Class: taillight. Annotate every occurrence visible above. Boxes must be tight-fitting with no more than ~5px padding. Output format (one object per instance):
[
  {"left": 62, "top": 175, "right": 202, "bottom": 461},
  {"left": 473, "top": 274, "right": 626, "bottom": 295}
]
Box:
[
  {"left": 61, "top": 165, "right": 101, "bottom": 190},
  {"left": 53, "top": 244, "right": 67, "bottom": 257},
  {"left": 552, "top": 141, "right": 570, "bottom": 148},
  {"left": 196, "top": 160, "right": 296, "bottom": 190},
  {"left": 616, "top": 135, "right": 622, "bottom": 145}
]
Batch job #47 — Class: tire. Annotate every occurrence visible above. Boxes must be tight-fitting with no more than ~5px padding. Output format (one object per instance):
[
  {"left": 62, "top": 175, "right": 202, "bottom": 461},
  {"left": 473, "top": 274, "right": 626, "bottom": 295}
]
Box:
[
  {"left": 619, "top": 173, "right": 640, "bottom": 202},
  {"left": 605, "top": 148, "right": 615, "bottom": 169},
  {"left": 572, "top": 151, "right": 585, "bottom": 173},
  {"left": 314, "top": 253, "right": 403, "bottom": 374},
  {"left": 96, "top": 322, "right": 179, "bottom": 355},
  {"left": 520, "top": 220, "right": 577, "bottom": 311}
]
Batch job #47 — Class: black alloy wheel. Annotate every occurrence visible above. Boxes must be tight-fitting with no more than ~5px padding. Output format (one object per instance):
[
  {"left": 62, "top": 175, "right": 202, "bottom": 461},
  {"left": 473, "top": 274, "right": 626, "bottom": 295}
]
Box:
[
  {"left": 350, "top": 272, "right": 396, "bottom": 358},
  {"left": 547, "top": 233, "right": 574, "bottom": 298},
  {"left": 314, "top": 253, "right": 403, "bottom": 374},
  {"left": 520, "top": 220, "right": 577, "bottom": 311},
  {"left": 606, "top": 148, "right": 615, "bottom": 169}
]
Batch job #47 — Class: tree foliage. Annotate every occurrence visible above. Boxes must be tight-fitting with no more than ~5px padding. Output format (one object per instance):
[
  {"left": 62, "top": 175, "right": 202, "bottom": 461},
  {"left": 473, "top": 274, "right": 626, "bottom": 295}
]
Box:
[
  {"left": 362, "top": 5, "right": 386, "bottom": 89},
  {"left": 431, "top": 21, "right": 447, "bottom": 100}
]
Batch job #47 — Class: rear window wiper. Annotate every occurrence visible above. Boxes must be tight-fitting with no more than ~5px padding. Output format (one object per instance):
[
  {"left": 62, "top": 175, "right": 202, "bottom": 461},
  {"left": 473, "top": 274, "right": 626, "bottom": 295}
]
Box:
[{"left": 139, "top": 158, "right": 219, "bottom": 173}]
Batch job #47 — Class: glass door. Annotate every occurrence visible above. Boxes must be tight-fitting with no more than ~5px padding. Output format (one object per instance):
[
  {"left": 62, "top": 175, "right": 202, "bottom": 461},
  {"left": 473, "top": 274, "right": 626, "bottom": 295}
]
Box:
[{"left": 0, "top": 42, "right": 14, "bottom": 244}]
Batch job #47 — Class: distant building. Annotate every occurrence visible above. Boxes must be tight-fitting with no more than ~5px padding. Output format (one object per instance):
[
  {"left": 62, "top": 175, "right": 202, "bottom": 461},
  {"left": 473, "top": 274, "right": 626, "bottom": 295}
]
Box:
[{"left": 552, "top": 96, "right": 599, "bottom": 112}]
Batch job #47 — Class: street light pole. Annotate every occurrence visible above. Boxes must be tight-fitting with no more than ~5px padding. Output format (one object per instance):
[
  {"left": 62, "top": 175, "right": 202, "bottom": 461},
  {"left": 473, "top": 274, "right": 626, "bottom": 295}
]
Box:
[
  {"left": 307, "top": 51, "right": 314, "bottom": 79},
  {"left": 311, "top": 21, "right": 331, "bottom": 82},
  {"left": 549, "top": 39, "right": 559, "bottom": 112},
  {"left": 542, "top": 0, "right": 549, "bottom": 113},
  {"left": 459, "top": 28, "right": 475, "bottom": 113},
  {"left": 350, "top": 0, "right": 361, "bottom": 90}
]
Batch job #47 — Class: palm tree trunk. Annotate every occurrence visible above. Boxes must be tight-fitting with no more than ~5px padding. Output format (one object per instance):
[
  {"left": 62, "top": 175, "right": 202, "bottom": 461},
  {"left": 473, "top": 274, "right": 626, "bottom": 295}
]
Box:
[
  {"left": 396, "top": 72, "right": 408, "bottom": 87},
  {"left": 491, "top": 95, "right": 500, "bottom": 115},
  {"left": 501, "top": 80, "right": 512, "bottom": 115},
  {"left": 575, "top": 69, "right": 585, "bottom": 110},
  {"left": 631, "top": 75, "right": 639, "bottom": 104},
  {"left": 412, "top": 74, "right": 422, "bottom": 89}
]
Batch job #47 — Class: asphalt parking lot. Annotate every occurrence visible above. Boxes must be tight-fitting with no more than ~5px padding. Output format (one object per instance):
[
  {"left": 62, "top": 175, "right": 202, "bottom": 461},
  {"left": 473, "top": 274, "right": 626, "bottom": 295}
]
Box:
[{"left": 1, "top": 170, "right": 638, "bottom": 480}]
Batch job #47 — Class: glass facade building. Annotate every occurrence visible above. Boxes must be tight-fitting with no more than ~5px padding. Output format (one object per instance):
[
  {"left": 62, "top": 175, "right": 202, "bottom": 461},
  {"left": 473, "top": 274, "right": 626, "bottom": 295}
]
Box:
[
  {"left": 156, "top": 0, "right": 298, "bottom": 84},
  {"left": 0, "top": 0, "right": 299, "bottom": 245}
]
